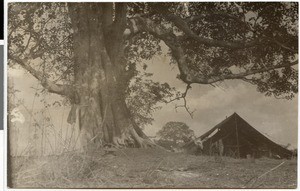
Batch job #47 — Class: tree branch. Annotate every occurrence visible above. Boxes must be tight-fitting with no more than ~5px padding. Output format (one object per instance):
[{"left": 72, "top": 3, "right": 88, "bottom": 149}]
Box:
[
  {"left": 9, "top": 55, "right": 73, "bottom": 96},
  {"left": 167, "top": 84, "right": 195, "bottom": 118},
  {"left": 164, "top": 13, "right": 297, "bottom": 52},
  {"left": 263, "top": 36, "right": 297, "bottom": 53},
  {"left": 186, "top": 12, "right": 246, "bottom": 25},
  {"left": 126, "top": 16, "right": 298, "bottom": 86},
  {"left": 126, "top": 16, "right": 205, "bottom": 84},
  {"left": 166, "top": 83, "right": 191, "bottom": 103},
  {"left": 189, "top": 60, "right": 298, "bottom": 84},
  {"left": 164, "top": 14, "right": 259, "bottom": 49}
]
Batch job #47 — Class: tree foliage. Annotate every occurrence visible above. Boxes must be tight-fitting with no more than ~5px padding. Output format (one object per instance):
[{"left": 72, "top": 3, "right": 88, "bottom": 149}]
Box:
[
  {"left": 157, "top": 121, "right": 195, "bottom": 144},
  {"left": 127, "top": 2, "right": 298, "bottom": 99},
  {"left": 126, "top": 72, "right": 176, "bottom": 128}
]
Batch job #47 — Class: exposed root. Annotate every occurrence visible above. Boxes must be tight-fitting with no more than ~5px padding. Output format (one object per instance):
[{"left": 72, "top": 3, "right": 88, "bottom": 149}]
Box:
[
  {"left": 80, "top": 122, "right": 163, "bottom": 150},
  {"left": 138, "top": 138, "right": 157, "bottom": 148},
  {"left": 112, "top": 137, "right": 126, "bottom": 148},
  {"left": 128, "top": 125, "right": 160, "bottom": 148}
]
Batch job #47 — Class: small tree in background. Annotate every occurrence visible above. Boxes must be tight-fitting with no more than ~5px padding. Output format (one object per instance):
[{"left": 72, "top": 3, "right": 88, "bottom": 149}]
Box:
[{"left": 156, "top": 122, "right": 194, "bottom": 149}]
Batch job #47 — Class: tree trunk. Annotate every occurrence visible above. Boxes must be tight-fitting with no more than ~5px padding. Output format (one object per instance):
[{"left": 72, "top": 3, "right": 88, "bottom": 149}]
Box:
[{"left": 68, "top": 3, "right": 153, "bottom": 151}]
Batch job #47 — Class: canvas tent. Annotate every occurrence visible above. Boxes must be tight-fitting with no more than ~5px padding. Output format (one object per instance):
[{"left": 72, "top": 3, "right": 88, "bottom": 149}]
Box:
[{"left": 184, "top": 113, "right": 293, "bottom": 159}]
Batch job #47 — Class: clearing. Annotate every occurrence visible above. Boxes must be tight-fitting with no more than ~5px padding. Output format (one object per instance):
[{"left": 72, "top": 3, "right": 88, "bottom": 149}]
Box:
[{"left": 10, "top": 148, "right": 297, "bottom": 188}]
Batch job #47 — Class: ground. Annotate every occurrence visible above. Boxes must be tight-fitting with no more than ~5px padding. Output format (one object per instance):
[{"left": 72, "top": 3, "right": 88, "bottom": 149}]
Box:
[{"left": 10, "top": 148, "right": 297, "bottom": 188}]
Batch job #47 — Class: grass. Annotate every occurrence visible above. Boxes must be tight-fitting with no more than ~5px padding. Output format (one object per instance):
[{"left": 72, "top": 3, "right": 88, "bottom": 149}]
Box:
[{"left": 9, "top": 148, "right": 297, "bottom": 188}]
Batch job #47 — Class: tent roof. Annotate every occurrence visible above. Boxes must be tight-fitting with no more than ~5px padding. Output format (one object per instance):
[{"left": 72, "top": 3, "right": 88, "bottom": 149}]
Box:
[{"left": 199, "top": 112, "right": 293, "bottom": 157}]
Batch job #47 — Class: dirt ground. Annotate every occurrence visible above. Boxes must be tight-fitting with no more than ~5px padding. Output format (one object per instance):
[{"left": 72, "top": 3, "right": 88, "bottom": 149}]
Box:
[{"left": 10, "top": 148, "right": 297, "bottom": 189}]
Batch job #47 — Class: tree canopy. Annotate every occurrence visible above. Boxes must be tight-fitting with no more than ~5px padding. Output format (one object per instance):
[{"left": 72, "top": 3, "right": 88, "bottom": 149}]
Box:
[
  {"left": 9, "top": 3, "right": 298, "bottom": 92},
  {"left": 157, "top": 121, "right": 195, "bottom": 143}
]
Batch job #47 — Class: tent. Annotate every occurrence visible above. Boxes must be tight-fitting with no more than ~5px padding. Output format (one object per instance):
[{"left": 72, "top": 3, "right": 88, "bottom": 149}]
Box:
[{"left": 184, "top": 113, "right": 293, "bottom": 159}]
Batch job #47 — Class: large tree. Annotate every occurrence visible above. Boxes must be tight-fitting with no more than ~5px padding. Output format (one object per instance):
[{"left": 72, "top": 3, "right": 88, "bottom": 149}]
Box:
[{"left": 8, "top": 2, "right": 298, "bottom": 150}]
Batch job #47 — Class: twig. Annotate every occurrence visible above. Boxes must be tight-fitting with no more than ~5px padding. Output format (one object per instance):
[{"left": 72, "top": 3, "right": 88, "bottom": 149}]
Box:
[
  {"left": 175, "top": 98, "right": 195, "bottom": 118},
  {"left": 167, "top": 84, "right": 195, "bottom": 118},
  {"left": 244, "top": 161, "right": 285, "bottom": 188},
  {"left": 257, "top": 161, "right": 285, "bottom": 179},
  {"left": 166, "top": 84, "right": 191, "bottom": 103}
]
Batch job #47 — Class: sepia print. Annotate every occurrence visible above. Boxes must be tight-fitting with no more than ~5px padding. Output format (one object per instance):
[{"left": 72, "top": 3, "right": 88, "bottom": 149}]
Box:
[{"left": 7, "top": 2, "right": 297, "bottom": 188}]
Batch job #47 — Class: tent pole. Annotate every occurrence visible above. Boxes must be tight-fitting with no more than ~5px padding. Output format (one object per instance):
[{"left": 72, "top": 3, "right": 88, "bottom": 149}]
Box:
[{"left": 234, "top": 114, "right": 240, "bottom": 159}]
